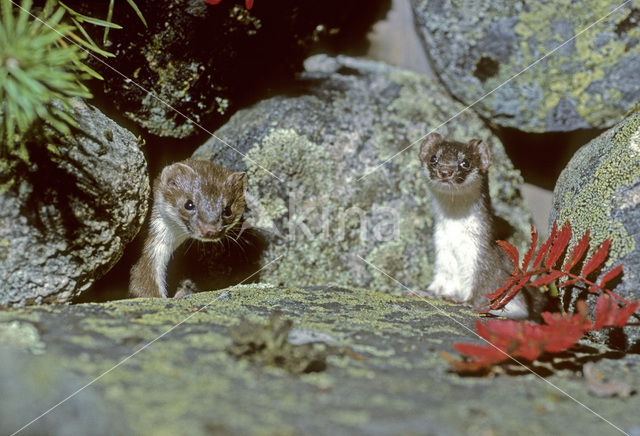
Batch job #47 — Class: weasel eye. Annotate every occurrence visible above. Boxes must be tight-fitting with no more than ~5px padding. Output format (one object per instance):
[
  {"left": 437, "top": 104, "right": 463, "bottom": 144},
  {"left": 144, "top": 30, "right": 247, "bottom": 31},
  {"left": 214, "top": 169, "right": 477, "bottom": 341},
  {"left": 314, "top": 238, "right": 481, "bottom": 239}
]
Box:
[
  {"left": 460, "top": 159, "right": 470, "bottom": 170},
  {"left": 223, "top": 205, "right": 233, "bottom": 219},
  {"left": 429, "top": 155, "right": 437, "bottom": 165},
  {"left": 184, "top": 200, "right": 195, "bottom": 211}
]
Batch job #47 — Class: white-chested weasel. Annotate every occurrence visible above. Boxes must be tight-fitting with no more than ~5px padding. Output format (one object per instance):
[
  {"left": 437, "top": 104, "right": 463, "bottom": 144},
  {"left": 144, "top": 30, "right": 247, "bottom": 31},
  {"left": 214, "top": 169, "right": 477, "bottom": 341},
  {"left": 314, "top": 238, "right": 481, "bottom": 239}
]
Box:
[
  {"left": 416, "top": 132, "right": 539, "bottom": 319},
  {"left": 129, "top": 159, "right": 247, "bottom": 298}
]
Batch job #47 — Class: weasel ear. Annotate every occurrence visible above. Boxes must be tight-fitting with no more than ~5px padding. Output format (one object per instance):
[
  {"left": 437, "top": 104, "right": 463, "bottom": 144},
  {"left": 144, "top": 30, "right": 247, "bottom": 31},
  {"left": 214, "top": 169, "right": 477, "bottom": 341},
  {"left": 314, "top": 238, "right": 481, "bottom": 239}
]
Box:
[
  {"left": 469, "top": 139, "right": 492, "bottom": 170},
  {"left": 419, "top": 132, "right": 443, "bottom": 162},
  {"left": 226, "top": 171, "right": 247, "bottom": 191},
  {"left": 160, "top": 162, "right": 196, "bottom": 188}
]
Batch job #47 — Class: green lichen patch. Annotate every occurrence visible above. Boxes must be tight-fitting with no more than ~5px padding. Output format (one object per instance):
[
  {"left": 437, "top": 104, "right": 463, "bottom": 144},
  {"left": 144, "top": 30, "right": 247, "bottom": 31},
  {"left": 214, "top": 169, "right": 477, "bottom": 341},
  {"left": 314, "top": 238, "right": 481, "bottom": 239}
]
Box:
[
  {"left": 550, "top": 112, "right": 640, "bottom": 346},
  {"left": 412, "top": 0, "right": 640, "bottom": 131}
]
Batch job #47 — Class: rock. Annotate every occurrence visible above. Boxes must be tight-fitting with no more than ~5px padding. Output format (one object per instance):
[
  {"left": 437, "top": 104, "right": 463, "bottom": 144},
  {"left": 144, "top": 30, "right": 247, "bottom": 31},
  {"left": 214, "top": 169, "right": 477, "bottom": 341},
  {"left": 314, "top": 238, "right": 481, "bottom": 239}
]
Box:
[
  {"left": 76, "top": 0, "right": 389, "bottom": 138},
  {"left": 411, "top": 0, "right": 640, "bottom": 132},
  {"left": 550, "top": 112, "right": 640, "bottom": 348},
  {"left": 192, "top": 55, "right": 531, "bottom": 292},
  {"left": 0, "top": 100, "right": 149, "bottom": 306},
  {"left": 0, "top": 284, "right": 638, "bottom": 435},
  {"left": 0, "top": 347, "right": 129, "bottom": 435}
]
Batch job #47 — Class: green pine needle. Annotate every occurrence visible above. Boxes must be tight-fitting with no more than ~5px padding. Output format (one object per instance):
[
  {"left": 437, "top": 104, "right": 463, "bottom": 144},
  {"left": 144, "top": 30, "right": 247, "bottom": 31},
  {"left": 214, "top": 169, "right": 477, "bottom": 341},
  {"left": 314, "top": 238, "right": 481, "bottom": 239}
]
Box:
[{"left": 0, "top": 0, "right": 93, "bottom": 158}]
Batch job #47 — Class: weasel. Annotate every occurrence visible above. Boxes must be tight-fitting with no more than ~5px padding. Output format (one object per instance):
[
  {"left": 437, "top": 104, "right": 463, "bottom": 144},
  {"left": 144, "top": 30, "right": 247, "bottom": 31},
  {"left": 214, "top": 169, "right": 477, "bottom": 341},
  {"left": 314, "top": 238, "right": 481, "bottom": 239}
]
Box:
[
  {"left": 129, "top": 159, "right": 247, "bottom": 298},
  {"left": 415, "top": 133, "right": 536, "bottom": 319}
]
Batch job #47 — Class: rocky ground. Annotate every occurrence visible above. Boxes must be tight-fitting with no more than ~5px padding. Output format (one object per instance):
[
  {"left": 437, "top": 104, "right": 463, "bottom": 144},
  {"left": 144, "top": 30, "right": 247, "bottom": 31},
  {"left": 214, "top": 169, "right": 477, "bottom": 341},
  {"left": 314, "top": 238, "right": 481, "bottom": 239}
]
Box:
[{"left": 1, "top": 285, "right": 639, "bottom": 435}]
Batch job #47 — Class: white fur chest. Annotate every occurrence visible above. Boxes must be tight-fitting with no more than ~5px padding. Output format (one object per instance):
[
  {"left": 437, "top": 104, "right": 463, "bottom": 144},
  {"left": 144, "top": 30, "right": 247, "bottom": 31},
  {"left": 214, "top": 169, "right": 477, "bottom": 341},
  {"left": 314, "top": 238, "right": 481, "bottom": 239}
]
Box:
[{"left": 429, "top": 210, "right": 483, "bottom": 302}]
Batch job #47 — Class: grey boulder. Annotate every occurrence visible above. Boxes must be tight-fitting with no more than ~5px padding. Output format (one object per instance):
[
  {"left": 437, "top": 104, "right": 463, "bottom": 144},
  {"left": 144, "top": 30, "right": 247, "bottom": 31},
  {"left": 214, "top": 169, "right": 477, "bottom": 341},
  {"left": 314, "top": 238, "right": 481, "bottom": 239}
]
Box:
[
  {"left": 0, "top": 100, "right": 149, "bottom": 306},
  {"left": 411, "top": 0, "right": 640, "bottom": 132}
]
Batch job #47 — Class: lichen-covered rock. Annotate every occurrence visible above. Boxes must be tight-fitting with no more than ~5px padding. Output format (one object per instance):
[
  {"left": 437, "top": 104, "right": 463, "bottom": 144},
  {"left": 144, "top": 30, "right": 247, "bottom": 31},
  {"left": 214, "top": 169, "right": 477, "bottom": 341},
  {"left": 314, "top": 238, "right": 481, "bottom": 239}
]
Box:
[
  {"left": 192, "top": 55, "right": 531, "bottom": 292},
  {"left": 74, "top": 0, "right": 388, "bottom": 138},
  {"left": 0, "top": 284, "right": 638, "bottom": 435},
  {"left": 550, "top": 112, "right": 640, "bottom": 347},
  {"left": 0, "top": 100, "right": 149, "bottom": 306},
  {"left": 411, "top": 0, "right": 640, "bottom": 132}
]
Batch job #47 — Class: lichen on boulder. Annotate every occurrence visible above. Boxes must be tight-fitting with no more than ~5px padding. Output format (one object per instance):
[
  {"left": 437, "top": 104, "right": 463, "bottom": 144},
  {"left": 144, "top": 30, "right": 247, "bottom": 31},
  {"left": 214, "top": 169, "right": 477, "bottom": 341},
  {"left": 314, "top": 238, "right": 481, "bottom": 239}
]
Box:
[
  {"left": 550, "top": 112, "right": 640, "bottom": 347},
  {"left": 192, "top": 55, "right": 531, "bottom": 293},
  {"left": 411, "top": 0, "right": 640, "bottom": 132}
]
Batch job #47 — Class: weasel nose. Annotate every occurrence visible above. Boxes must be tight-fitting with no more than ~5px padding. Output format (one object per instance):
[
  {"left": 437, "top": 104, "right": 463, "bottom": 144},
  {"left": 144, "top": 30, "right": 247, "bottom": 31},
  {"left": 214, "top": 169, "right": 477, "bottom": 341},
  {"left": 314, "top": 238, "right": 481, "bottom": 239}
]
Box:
[
  {"left": 438, "top": 167, "right": 454, "bottom": 178},
  {"left": 199, "top": 224, "right": 221, "bottom": 240}
]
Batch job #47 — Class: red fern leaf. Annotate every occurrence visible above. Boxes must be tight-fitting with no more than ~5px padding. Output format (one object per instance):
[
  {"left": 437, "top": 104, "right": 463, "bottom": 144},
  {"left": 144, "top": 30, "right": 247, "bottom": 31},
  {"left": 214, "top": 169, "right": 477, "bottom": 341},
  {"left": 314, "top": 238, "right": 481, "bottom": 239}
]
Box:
[
  {"left": 484, "top": 277, "right": 518, "bottom": 302},
  {"left": 529, "top": 270, "right": 564, "bottom": 287},
  {"left": 545, "top": 222, "right": 572, "bottom": 269},
  {"left": 556, "top": 277, "right": 582, "bottom": 288},
  {"left": 614, "top": 302, "right": 639, "bottom": 326},
  {"left": 590, "top": 295, "right": 638, "bottom": 330},
  {"left": 487, "top": 277, "right": 529, "bottom": 311},
  {"left": 497, "top": 278, "right": 530, "bottom": 308},
  {"left": 497, "top": 240, "right": 519, "bottom": 273},
  {"left": 564, "top": 229, "right": 590, "bottom": 271},
  {"left": 592, "top": 295, "right": 618, "bottom": 330},
  {"left": 533, "top": 221, "right": 557, "bottom": 268},
  {"left": 581, "top": 238, "right": 611, "bottom": 278},
  {"left": 521, "top": 225, "right": 538, "bottom": 271},
  {"left": 598, "top": 264, "right": 623, "bottom": 289}
]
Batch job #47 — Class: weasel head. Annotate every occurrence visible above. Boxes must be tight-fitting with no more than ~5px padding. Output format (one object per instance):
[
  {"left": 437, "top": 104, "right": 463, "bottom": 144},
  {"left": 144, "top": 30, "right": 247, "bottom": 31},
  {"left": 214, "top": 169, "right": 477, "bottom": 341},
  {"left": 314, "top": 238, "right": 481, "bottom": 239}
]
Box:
[
  {"left": 155, "top": 159, "right": 247, "bottom": 243},
  {"left": 418, "top": 133, "right": 491, "bottom": 195}
]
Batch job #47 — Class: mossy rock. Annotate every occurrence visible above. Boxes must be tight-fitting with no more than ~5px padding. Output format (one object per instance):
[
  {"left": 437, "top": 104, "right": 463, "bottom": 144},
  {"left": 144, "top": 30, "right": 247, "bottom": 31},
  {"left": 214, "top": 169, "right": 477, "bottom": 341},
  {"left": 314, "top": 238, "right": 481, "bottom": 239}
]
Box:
[
  {"left": 550, "top": 112, "right": 640, "bottom": 348},
  {"left": 1, "top": 284, "right": 639, "bottom": 435},
  {"left": 411, "top": 0, "right": 640, "bottom": 132},
  {"left": 192, "top": 55, "right": 532, "bottom": 293}
]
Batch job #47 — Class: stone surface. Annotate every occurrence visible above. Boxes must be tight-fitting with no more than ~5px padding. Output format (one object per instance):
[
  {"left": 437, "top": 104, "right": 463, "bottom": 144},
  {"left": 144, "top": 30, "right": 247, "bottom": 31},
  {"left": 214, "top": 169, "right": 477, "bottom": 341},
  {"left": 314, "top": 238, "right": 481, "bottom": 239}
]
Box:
[
  {"left": 550, "top": 112, "right": 640, "bottom": 347},
  {"left": 192, "top": 55, "right": 531, "bottom": 293},
  {"left": 76, "top": 0, "right": 389, "bottom": 138},
  {"left": 0, "top": 347, "right": 128, "bottom": 435},
  {"left": 0, "top": 100, "right": 149, "bottom": 306},
  {"left": 0, "top": 285, "right": 638, "bottom": 435},
  {"left": 411, "top": 0, "right": 640, "bottom": 132}
]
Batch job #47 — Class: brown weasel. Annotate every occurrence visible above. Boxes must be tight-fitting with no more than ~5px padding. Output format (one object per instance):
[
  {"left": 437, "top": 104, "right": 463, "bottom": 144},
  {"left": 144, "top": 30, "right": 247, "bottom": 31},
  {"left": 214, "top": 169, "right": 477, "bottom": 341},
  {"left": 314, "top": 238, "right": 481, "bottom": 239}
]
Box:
[
  {"left": 416, "top": 132, "right": 537, "bottom": 319},
  {"left": 129, "top": 159, "right": 247, "bottom": 298}
]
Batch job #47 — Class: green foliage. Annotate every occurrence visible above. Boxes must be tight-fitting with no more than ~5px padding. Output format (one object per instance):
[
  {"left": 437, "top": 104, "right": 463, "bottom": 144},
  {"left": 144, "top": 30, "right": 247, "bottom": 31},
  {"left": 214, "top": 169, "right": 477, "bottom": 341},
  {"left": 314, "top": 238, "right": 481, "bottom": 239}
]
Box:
[
  {"left": 0, "top": 0, "right": 94, "bottom": 159},
  {"left": 0, "top": 0, "right": 145, "bottom": 160}
]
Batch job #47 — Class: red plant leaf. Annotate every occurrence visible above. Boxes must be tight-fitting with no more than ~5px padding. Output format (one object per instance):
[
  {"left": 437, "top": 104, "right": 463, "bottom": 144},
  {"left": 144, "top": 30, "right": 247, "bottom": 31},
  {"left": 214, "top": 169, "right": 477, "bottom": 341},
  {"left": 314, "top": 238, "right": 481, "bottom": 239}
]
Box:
[
  {"left": 529, "top": 270, "right": 564, "bottom": 287},
  {"left": 484, "top": 277, "right": 518, "bottom": 303},
  {"left": 556, "top": 277, "right": 582, "bottom": 288},
  {"left": 614, "top": 302, "right": 639, "bottom": 326},
  {"left": 441, "top": 351, "right": 493, "bottom": 374},
  {"left": 453, "top": 342, "right": 505, "bottom": 361},
  {"left": 487, "top": 277, "right": 529, "bottom": 311},
  {"left": 448, "top": 314, "right": 591, "bottom": 373},
  {"left": 593, "top": 295, "right": 619, "bottom": 330},
  {"left": 564, "top": 229, "right": 590, "bottom": 271},
  {"left": 545, "top": 222, "right": 572, "bottom": 269},
  {"left": 598, "top": 264, "right": 623, "bottom": 289},
  {"left": 581, "top": 238, "right": 611, "bottom": 278},
  {"left": 521, "top": 225, "right": 538, "bottom": 270},
  {"left": 592, "top": 295, "right": 639, "bottom": 330},
  {"left": 497, "top": 240, "right": 519, "bottom": 273},
  {"left": 204, "top": 0, "right": 223, "bottom": 4},
  {"left": 245, "top": 0, "right": 254, "bottom": 9},
  {"left": 533, "top": 221, "right": 557, "bottom": 268}
]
